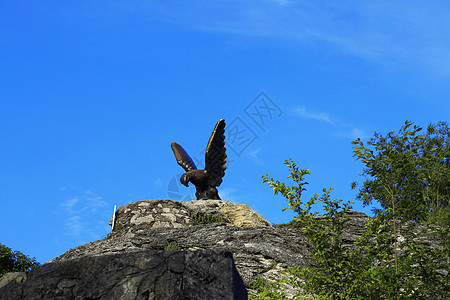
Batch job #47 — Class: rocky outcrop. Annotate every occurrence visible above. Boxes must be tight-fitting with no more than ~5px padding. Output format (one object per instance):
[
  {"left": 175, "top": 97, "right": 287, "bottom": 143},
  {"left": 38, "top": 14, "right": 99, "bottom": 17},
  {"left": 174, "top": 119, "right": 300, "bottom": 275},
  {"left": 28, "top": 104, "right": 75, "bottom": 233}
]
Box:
[
  {"left": 0, "top": 199, "right": 398, "bottom": 299},
  {"left": 0, "top": 249, "right": 247, "bottom": 300},
  {"left": 50, "top": 224, "right": 311, "bottom": 283},
  {"left": 109, "top": 199, "right": 271, "bottom": 232}
]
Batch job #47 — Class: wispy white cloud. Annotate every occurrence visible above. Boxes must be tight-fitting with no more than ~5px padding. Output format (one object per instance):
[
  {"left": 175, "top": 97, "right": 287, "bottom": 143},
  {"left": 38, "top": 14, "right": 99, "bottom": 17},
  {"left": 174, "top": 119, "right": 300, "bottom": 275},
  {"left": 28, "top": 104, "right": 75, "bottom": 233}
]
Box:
[
  {"left": 249, "top": 148, "right": 262, "bottom": 164},
  {"left": 219, "top": 188, "right": 240, "bottom": 203},
  {"left": 294, "top": 106, "right": 333, "bottom": 124},
  {"left": 264, "top": 0, "right": 291, "bottom": 6},
  {"left": 65, "top": 215, "right": 83, "bottom": 236},
  {"left": 59, "top": 191, "right": 110, "bottom": 238},
  {"left": 336, "top": 127, "right": 370, "bottom": 140},
  {"left": 154, "top": 177, "right": 163, "bottom": 188},
  {"left": 119, "top": 1, "right": 450, "bottom": 76},
  {"left": 293, "top": 106, "right": 371, "bottom": 140},
  {"left": 60, "top": 197, "right": 79, "bottom": 211},
  {"left": 84, "top": 190, "right": 108, "bottom": 211}
]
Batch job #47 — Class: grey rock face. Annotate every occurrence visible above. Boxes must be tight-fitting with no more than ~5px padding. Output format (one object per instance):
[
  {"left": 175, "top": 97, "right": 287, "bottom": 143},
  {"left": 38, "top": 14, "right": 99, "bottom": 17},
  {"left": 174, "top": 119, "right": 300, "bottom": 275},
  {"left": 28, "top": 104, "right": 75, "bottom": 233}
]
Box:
[
  {"left": 0, "top": 249, "right": 247, "bottom": 300},
  {"left": 51, "top": 224, "right": 311, "bottom": 284}
]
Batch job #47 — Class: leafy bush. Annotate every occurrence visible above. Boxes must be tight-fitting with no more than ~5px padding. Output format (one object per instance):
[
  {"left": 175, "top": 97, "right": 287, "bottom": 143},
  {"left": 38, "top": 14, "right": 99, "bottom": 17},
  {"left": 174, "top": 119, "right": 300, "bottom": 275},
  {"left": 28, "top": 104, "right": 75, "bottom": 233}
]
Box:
[
  {"left": 263, "top": 160, "right": 360, "bottom": 299},
  {"left": 263, "top": 158, "right": 449, "bottom": 299},
  {"left": 352, "top": 121, "right": 449, "bottom": 224},
  {"left": 191, "top": 213, "right": 223, "bottom": 225},
  {"left": 0, "top": 244, "right": 40, "bottom": 277}
]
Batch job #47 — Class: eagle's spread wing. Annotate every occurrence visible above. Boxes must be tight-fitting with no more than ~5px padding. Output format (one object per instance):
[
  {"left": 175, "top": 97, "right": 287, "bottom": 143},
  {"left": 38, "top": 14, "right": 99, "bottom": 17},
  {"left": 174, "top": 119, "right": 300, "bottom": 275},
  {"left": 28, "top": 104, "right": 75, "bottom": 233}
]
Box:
[
  {"left": 205, "top": 119, "right": 227, "bottom": 187},
  {"left": 171, "top": 142, "right": 197, "bottom": 172}
]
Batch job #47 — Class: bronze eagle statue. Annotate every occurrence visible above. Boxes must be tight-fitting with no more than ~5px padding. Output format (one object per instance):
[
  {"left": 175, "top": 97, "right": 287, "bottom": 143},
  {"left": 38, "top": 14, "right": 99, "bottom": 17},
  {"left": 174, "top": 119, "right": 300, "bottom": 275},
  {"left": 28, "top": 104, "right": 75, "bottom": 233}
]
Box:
[{"left": 171, "top": 119, "right": 227, "bottom": 200}]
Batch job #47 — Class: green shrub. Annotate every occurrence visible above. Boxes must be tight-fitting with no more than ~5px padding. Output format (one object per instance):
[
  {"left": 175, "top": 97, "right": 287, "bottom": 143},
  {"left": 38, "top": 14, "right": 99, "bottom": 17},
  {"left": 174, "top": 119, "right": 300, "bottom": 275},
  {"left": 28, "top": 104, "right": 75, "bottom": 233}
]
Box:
[
  {"left": 112, "top": 221, "right": 124, "bottom": 232},
  {"left": 352, "top": 120, "right": 449, "bottom": 224},
  {"left": 263, "top": 159, "right": 449, "bottom": 299},
  {"left": 191, "top": 213, "right": 223, "bottom": 225},
  {"left": 0, "top": 244, "right": 40, "bottom": 277},
  {"left": 165, "top": 241, "right": 181, "bottom": 251}
]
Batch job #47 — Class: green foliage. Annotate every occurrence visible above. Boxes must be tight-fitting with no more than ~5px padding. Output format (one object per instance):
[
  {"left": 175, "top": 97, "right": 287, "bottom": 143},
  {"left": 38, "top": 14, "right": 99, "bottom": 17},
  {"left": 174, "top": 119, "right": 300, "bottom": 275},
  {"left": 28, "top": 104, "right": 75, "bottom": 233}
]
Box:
[
  {"left": 352, "top": 121, "right": 449, "bottom": 224},
  {"left": 191, "top": 213, "right": 223, "bottom": 225},
  {"left": 0, "top": 244, "right": 40, "bottom": 277},
  {"left": 165, "top": 241, "right": 181, "bottom": 251},
  {"left": 112, "top": 221, "right": 124, "bottom": 232},
  {"left": 247, "top": 277, "right": 289, "bottom": 300},
  {"left": 263, "top": 159, "right": 449, "bottom": 299},
  {"left": 350, "top": 120, "right": 449, "bottom": 298},
  {"left": 264, "top": 159, "right": 359, "bottom": 299}
]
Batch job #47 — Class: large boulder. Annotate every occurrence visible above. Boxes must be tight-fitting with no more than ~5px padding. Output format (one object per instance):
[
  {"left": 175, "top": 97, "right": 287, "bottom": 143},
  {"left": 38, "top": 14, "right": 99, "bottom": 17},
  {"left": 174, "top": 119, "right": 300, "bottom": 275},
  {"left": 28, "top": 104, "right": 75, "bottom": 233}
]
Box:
[{"left": 0, "top": 249, "right": 247, "bottom": 300}]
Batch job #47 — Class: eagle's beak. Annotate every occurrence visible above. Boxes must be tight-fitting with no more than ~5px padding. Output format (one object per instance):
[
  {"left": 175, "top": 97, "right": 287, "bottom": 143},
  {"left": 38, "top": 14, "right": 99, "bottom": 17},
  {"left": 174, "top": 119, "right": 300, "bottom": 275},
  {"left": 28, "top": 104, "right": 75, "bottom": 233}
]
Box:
[{"left": 180, "top": 174, "right": 190, "bottom": 187}]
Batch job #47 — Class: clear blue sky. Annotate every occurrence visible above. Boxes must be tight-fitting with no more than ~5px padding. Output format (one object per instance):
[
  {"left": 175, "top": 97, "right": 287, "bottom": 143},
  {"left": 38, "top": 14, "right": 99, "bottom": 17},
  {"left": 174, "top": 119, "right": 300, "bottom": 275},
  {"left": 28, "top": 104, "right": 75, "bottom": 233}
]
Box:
[{"left": 1, "top": 1, "right": 449, "bottom": 264}]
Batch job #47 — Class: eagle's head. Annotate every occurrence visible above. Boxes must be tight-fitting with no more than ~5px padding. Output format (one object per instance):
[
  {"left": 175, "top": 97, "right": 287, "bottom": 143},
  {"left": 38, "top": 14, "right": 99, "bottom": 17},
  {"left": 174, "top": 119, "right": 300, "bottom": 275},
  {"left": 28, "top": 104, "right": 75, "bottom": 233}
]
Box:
[
  {"left": 180, "top": 173, "right": 190, "bottom": 187},
  {"left": 180, "top": 170, "right": 208, "bottom": 187}
]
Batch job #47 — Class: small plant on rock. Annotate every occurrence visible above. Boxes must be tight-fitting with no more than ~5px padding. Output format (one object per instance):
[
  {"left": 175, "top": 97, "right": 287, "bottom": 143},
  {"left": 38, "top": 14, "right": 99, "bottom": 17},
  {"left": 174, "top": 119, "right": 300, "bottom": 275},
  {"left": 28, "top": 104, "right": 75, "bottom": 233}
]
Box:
[
  {"left": 112, "top": 221, "right": 124, "bottom": 233},
  {"left": 191, "top": 212, "right": 223, "bottom": 225},
  {"left": 165, "top": 241, "right": 181, "bottom": 251}
]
